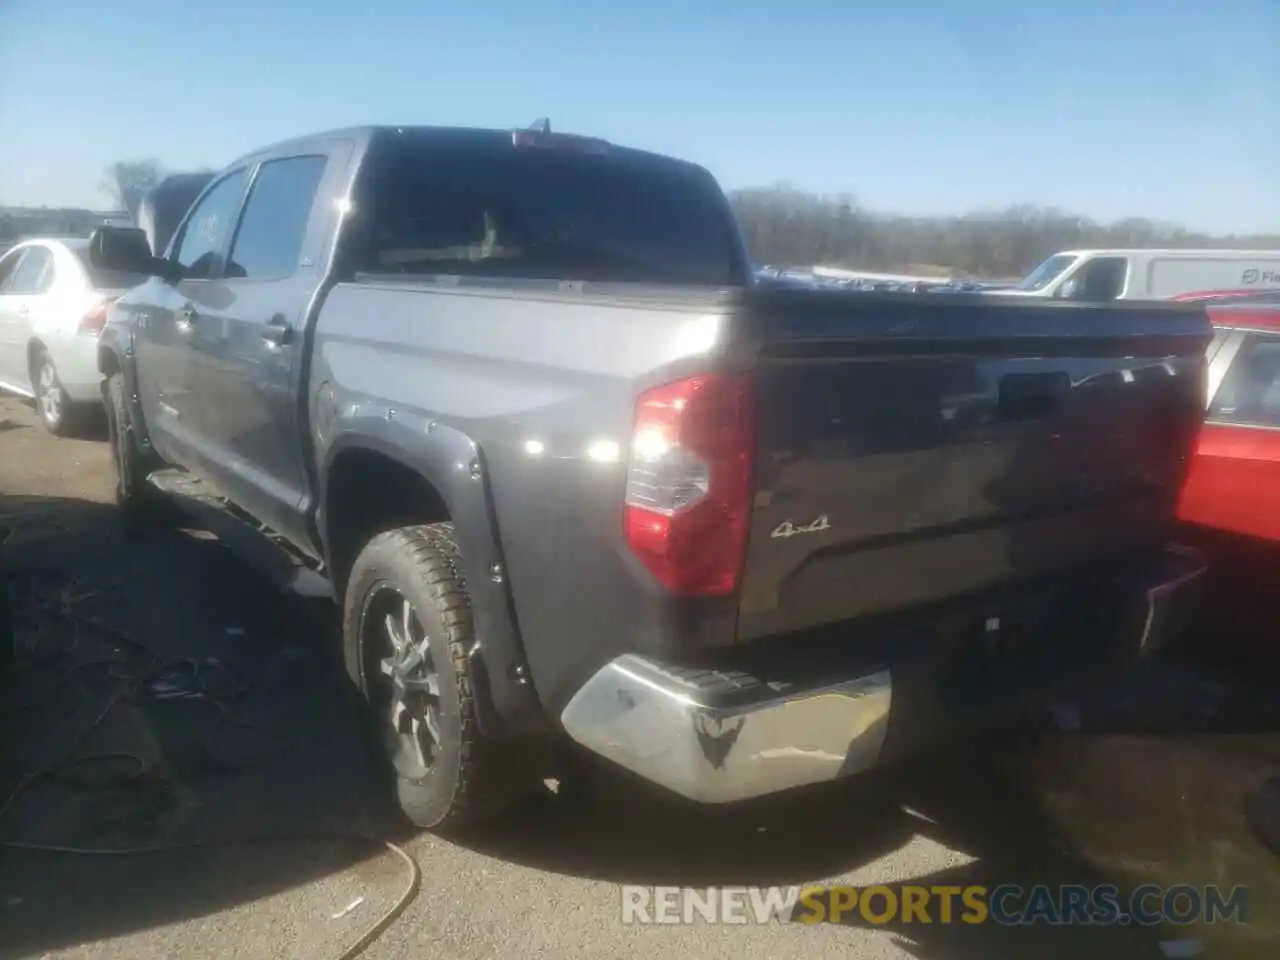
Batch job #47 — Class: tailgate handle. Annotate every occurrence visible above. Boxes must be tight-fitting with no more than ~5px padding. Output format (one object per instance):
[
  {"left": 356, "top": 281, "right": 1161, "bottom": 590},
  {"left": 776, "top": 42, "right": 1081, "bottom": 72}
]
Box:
[{"left": 997, "top": 371, "right": 1071, "bottom": 422}]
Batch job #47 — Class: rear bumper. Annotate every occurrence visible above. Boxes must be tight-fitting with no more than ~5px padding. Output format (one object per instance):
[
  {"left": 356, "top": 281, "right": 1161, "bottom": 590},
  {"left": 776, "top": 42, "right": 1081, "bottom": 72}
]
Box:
[{"left": 560, "top": 543, "right": 1206, "bottom": 804}]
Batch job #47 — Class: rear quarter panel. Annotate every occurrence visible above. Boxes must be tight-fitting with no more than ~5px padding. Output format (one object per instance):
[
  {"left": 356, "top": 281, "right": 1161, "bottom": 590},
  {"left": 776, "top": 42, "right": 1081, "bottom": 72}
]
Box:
[
  {"left": 311, "top": 279, "right": 739, "bottom": 712},
  {"left": 28, "top": 248, "right": 103, "bottom": 397}
]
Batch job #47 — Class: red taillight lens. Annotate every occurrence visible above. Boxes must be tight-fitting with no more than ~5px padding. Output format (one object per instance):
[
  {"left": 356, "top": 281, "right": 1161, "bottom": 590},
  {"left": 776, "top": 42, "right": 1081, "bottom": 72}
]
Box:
[
  {"left": 623, "top": 373, "right": 756, "bottom": 597},
  {"left": 78, "top": 299, "right": 114, "bottom": 334}
]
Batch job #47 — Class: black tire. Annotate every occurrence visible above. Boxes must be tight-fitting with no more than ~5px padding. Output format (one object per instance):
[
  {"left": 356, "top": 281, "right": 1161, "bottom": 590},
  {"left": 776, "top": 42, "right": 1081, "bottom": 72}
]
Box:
[
  {"left": 104, "top": 372, "right": 168, "bottom": 526},
  {"left": 32, "top": 349, "right": 87, "bottom": 438},
  {"left": 342, "top": 523, "right": 529, "bottom": 830}
]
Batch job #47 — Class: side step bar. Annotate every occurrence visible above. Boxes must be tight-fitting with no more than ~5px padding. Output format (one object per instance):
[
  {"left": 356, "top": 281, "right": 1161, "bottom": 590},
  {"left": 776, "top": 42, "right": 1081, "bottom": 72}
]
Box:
[{"left": 147, "top": 469, "right": 333, "bottom": 600}]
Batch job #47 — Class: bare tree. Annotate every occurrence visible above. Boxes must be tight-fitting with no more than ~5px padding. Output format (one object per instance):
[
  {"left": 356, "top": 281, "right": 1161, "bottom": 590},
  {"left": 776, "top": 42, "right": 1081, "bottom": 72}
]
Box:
[
  {"left": 731, "top": 186, "right": 1280, "bottom": 279},
  {"left": 101, "top": 159, "right": 165, "bottom": 219}
]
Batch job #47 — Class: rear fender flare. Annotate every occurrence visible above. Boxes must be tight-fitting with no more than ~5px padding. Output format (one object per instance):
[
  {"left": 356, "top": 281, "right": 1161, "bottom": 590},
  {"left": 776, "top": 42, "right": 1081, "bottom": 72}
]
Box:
[{"left": 319, "top": 416, "right": 545, "bottom": 737}]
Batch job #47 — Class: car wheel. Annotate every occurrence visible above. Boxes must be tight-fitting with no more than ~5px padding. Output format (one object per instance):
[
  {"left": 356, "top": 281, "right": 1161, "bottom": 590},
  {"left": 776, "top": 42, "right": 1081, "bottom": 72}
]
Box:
[
  {"left": 342, "top": 523, "right": 532, "bottom": 830},
  {"left": 32, "top": 351, "right": 83, "bottom": 437},
  {"left": 104, "top": 371, "right": 167, "bottom": 526}
]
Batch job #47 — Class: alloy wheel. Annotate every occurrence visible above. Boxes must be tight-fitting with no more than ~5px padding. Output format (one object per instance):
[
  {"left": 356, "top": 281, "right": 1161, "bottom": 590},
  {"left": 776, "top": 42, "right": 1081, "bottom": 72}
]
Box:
[
  {"left": 37, "top": 360, "right": 62, "bottom": 428},
  {"left": 364, "top": 586, "right": 443, "bottom": 781}
]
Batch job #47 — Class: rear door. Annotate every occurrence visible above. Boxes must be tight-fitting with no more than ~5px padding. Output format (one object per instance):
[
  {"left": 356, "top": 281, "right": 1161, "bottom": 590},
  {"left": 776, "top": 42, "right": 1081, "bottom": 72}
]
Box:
[
  {"left": 186, "top": 150, "right": 338, "bottom": 544},
  {"left": 1178, "top": 328, "right": 1280, "bottom": 540}
]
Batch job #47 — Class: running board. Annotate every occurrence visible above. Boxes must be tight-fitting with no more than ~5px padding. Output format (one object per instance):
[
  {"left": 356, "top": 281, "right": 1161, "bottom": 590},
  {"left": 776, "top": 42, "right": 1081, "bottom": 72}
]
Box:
[{"left": 146, "top": 469, "right": 333, "bottom": 600}]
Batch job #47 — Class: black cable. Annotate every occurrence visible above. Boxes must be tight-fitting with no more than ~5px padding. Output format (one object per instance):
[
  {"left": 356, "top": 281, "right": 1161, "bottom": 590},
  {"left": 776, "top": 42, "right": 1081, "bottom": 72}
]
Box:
[{"left": 1, "top": 564, "right": 422, "bottom": 960}]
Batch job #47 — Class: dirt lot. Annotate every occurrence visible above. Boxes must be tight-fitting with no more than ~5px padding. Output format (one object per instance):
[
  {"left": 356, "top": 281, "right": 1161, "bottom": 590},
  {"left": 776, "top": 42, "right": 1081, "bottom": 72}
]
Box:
[{"left": 1, "top": 393, "right": 1277, "bottom": 960}]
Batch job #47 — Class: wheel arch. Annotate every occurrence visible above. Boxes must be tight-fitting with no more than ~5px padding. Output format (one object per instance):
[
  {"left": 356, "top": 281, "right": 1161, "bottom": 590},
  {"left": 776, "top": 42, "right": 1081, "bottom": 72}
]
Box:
[{"left": 319, "top": 424, "right": 546, "bottom": 738}]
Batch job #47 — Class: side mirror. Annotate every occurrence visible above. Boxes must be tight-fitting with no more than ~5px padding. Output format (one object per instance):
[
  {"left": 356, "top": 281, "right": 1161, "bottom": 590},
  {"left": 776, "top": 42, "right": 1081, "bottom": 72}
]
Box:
[
  {"left": 1057, "top": 276, "right": 1081, "bottom": 300},
  {"left": 88, "top": 226, "right": 167, "bottom": 278}
]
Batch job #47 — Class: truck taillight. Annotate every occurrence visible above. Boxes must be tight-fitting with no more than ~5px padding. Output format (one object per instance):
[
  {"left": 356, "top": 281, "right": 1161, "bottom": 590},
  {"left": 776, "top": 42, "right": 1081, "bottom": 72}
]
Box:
[
  {"left": 79, "top": 298, "right": 114, "bottom": 335},
  {"left": 623, "top": 373, "right": 756, "bottom": 597}
]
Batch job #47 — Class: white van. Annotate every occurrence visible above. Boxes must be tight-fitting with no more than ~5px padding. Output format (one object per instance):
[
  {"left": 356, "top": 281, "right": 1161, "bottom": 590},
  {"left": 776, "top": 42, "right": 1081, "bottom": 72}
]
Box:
[{"left": 991, "top": 249, "right": 1280, "bottom": 301}]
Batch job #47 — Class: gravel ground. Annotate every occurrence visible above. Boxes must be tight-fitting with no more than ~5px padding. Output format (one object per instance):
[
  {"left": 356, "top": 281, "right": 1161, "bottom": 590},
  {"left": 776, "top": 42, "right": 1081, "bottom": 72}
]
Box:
[{"left": 1, "top": 393, "right": 1276, "bottom": 960}]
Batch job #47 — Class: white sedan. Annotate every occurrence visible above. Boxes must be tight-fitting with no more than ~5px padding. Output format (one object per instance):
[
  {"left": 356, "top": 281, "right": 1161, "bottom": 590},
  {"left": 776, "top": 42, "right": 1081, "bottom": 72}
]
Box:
[{"left": 0, "top": 237, "right": 145, "bottom": 436}]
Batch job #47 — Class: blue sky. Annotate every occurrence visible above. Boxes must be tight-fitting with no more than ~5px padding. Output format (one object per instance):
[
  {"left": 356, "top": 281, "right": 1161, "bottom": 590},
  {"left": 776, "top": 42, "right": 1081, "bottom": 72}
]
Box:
[{"left": 1, "top": 0, "right": 1276, "bottom": 233}]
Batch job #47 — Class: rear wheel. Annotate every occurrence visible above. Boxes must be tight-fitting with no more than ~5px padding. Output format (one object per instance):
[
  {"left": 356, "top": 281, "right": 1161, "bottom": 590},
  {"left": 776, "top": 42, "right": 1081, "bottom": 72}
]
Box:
[
  {"left": 32, "top": 350, "right": 87, "bottom": 437},
  {"left": 342, "top": 523, "right": 533, "bottom": 829}
]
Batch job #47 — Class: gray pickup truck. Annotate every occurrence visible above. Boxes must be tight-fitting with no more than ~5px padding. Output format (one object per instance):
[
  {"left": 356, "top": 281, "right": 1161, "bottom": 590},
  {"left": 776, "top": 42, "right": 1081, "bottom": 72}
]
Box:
[{"left": 88, "top": 123, "right": 1211, "bottom": 829}]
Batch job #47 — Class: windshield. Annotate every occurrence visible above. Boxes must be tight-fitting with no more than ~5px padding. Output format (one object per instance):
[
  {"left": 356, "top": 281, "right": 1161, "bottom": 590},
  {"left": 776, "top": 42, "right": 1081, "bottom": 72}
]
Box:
[
  {"left": 73, "top": 248, "right": 147, "bottom": 291},
  {"left": 1016, "top": 254, "right": 1078, "bottom": 291},
  {"left": 359, "top": 134, "right": 745, "bottom": 286}
]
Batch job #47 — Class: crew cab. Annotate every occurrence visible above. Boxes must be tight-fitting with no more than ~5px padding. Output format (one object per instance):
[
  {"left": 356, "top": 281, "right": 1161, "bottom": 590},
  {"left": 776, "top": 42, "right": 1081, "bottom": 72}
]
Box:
[{"left": 89, "top": 123, "right": 1211, "bottom": 829}]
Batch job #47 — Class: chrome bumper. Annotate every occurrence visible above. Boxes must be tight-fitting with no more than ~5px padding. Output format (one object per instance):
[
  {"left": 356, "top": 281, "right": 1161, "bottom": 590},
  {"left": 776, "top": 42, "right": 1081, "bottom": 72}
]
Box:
[
  {"left": 559, "top": 656, "right": 892, "bottom": 804},
  {"left": 561, "top": 546, "right": 1208, "bottom": 805}
]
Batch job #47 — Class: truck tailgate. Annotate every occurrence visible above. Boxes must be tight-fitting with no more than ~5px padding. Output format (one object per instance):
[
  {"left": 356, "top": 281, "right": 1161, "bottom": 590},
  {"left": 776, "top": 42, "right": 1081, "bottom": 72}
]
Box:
[{"left": 734, "top": 291, "right": 1211, "bottom": 641}]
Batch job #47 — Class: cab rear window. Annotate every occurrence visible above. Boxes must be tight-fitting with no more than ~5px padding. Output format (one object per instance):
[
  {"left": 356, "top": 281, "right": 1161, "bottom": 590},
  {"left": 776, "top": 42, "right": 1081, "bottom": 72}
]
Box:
[{"left": 358, "top": 132, "right": 745, "bottom": 287}]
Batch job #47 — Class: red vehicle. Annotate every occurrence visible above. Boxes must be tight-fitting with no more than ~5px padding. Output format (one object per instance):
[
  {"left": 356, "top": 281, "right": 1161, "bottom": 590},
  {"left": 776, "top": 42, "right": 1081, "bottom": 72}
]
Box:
[
  {"left": 1175, "top": 295, "right": 1280, "bottom": 657},
  {"left": 1173, "top": 288, "right": 1280, "bottom": 304},
  {"left": 1178, "top": 297, "right": 1280, "bottom": 542}
]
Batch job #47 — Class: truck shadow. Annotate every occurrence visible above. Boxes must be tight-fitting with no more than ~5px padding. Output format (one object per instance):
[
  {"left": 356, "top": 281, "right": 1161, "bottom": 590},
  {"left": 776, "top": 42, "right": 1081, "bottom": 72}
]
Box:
[
  {"left": 459, "top": 744, "right": 1183, "bottom": 959},
  {"left": 1, "top": 493, "right": 1270, "bottom": 960}
]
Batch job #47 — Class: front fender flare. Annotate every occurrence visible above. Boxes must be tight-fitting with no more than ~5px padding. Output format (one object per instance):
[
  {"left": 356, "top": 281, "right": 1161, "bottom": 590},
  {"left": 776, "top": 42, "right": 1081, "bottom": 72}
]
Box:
[{"left": 97, "top": 323, "right": 155, "bottom": 454}]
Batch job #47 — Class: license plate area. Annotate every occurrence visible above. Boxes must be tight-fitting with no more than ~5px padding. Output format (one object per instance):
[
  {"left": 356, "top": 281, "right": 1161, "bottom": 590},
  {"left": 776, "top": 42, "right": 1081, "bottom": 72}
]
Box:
[{"left": 937, "top": 577, "right": 1121, "bottom": 710}]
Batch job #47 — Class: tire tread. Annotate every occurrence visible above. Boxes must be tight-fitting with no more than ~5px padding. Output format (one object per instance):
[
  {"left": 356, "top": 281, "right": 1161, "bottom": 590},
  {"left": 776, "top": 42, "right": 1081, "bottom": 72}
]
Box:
[{"left": 347, "top": 522, "right": 522, "bottom": 829}]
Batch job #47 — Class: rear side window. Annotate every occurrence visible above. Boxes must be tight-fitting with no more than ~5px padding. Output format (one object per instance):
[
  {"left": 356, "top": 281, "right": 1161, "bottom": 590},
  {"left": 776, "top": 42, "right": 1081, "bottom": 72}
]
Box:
[
  {"left": 7, "top": 247, "right": 55, "bottom": 295},
  {"left": 1208, "top": 333, "right": 1280, "bottom": 427},
  {"left": 226, "top": 155, "right": 328, "bottom": 281},
  {"left": 360, "top": 135, "right": 742, "bottom": 286},
  {"left": 173, "top": 169, "right": 250, "bottom": 279}
]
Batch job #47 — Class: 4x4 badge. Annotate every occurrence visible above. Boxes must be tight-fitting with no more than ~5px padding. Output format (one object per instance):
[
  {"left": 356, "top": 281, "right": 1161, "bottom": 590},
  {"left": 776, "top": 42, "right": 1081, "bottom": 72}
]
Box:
[{"left": 771, "top": 515, "right": 831, "bottom": 539}]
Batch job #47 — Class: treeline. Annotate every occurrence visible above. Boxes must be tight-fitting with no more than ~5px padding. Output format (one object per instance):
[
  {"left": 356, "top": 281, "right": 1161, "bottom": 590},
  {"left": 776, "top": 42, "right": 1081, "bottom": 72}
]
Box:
[{"left": 729, "top": 185, "right": 1280, "bottom": 279}]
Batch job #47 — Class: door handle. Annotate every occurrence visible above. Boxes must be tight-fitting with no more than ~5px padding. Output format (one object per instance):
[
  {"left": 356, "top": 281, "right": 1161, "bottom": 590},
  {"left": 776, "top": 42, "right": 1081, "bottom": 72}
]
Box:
[
  {"left": 16, "top": 305, "right": 29, "bottom": 317},
  {"left": 261, "top": 318, "right": 293, "bottom": 348},
  {"left": 175, "top": 304, "right": 197, "bottom": 332}
]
